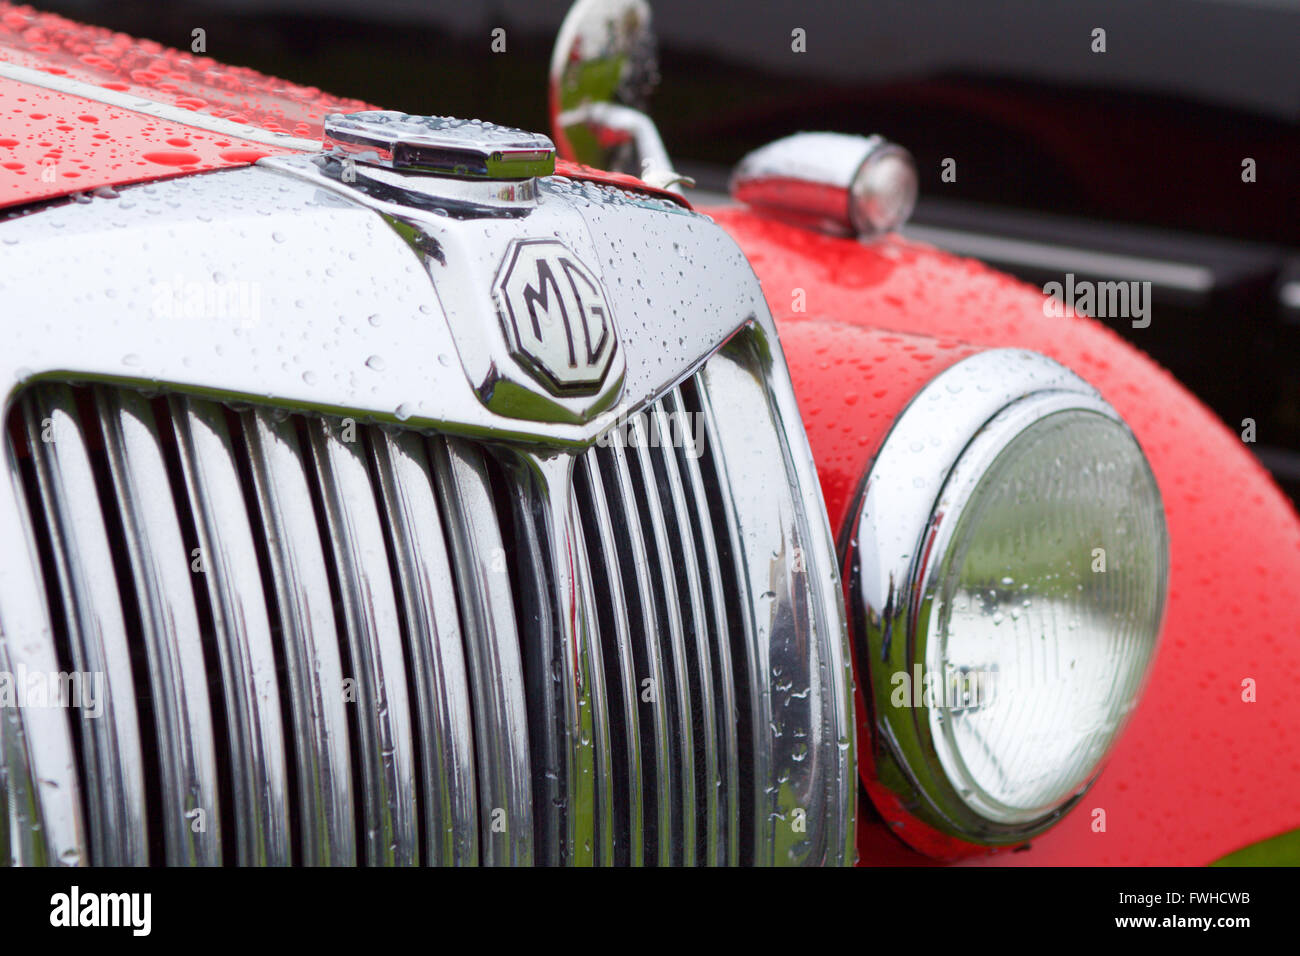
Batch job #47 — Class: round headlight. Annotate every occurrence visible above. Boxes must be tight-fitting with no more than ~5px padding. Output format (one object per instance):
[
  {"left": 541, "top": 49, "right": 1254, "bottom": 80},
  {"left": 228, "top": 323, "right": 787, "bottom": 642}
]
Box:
[{"left": 851, "top": 349, "right": 1167, "bottom": 848}]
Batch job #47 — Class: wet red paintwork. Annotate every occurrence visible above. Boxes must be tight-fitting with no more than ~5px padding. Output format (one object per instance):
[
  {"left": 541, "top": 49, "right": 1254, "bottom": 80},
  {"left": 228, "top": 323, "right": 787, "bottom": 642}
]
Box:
[
  {"left": 0, "top": 2, "right": 370, "bottom": 140},
  {"left": 0, "top": 76, "right": 299, "bottom": 208},
  {"left": 0, "top": 0, "right": 355, "bottom": 209},
  {"left": 555, "top": 157, "right": 690, "bottom": 208},
  {"left": 0, "top": 3, "right": 681, "bottom": 211},
  {"left": 708, "top": 206, "right": 1300, "bottom": 865}
]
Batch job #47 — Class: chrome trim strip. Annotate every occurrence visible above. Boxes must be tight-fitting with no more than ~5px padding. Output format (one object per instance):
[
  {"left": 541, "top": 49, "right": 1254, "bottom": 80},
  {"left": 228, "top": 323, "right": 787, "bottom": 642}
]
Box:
[
  {"left": 304, "top": 419, "right": 419, "bottom": 866},
  {"left": 695, "top": 337, "right": 856, "bottom": 866},
  {"left": 94, "top": 387, "right": 221, "bottom": 865},
  {"left": 574, "top": 452, "right": 645, "bottom": 866},
  {"left": 240, "top": 410, "right": 355, "bottom": 866},
  {"left": 430, "top": 439, "right": 534, "bottom": 865},
  {"left": 369, "top": 430, "right": 478, "bottom": 866},
  {"left": 0, "top": 61, "right": 323, "bottom": 152},
  {"left": 169, "top": 397, "right": 291, "bottom": 866}
]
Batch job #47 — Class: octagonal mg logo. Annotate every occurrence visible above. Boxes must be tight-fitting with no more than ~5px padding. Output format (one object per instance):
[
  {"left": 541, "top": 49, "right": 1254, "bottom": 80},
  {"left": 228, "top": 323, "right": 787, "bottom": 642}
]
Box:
[{"left": 494, "top": 238, "right": 616, "bottom": 395}]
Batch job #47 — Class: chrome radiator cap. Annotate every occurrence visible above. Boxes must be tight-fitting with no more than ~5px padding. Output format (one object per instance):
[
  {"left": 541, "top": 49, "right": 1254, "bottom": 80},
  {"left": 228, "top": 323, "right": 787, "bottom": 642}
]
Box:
[{"left": 324, "top": 111, "right": 556, "bottom": 180}]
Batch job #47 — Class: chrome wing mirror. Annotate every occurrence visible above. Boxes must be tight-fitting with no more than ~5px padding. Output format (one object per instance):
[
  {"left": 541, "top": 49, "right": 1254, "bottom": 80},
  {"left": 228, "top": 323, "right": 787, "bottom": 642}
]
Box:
[
  {"left": 730, "top": 132, "right": 918, "bottom": 240},
  {"left": 549, "top": 0, "right": 691, "bottom": 192}
]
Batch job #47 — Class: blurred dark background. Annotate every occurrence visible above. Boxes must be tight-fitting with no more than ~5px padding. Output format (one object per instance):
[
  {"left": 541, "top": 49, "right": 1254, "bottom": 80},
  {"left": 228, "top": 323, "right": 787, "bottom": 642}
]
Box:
[{"left": 31, "top": 0, "right": 1300, "bottom": 501}]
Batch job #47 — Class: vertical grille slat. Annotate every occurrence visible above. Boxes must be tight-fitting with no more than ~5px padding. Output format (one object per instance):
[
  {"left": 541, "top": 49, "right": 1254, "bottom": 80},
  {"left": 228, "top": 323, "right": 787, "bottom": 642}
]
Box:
[
  {"left": 18, "top": 387, "right": 148, "bottom": 866},
  {"left": 240, "top": 409, "right": 355, "bottom": 866},
  {"left": 169, "top": 397, "right": 292, "bottom": 866},
  {"left": 492, "top": 460, "right": 565, "bottom": 865},
  {"left": 573, "top": 452, "right": 644, "bottom": 866},
  {"left": 93, "top": 387, "right": 222, "bottom": 866},
  {"left": 368, "top": 429, "right": 478, "bottom": 866},
  {"left": 665, "top": 384, "right": 742, "bottom": 867},
  {"left": 553, "top": 495, "right": 602, "bottom": 866},
  {"left": 303, "top": 418, "right": 420, "bottom": 867},
  {"left": 686, "top": 372, "right": 766, "bottom": 863},
  {"left": 493, "top": 455, "right": 604, "bottom": 866},
  {"left": 429, "top": 438, "right": 534, "bottom": 865},
  {"left": 623, "top": 415, "right": 700, "bottom": 866},
  {"left": 598, "top": 437, "right": 679, "bottom": 865},
  {"left": 571, "top": 386, "right": 752, "bottom": 866},
  {"left": 568, "top": 495, "right": 616, "bottom": 866},
  {"left": 0, "top": 424, "right": 84, "bottom": 866},
  {"left": 645, "top": 399, "right": 722, "bottom": 865}
]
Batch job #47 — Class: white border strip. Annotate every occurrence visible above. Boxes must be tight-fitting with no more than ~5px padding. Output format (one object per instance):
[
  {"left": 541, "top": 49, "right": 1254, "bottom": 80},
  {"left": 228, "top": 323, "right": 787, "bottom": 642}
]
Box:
[{"left": 0, "top": 59, "right": 323, "bottom": 152}]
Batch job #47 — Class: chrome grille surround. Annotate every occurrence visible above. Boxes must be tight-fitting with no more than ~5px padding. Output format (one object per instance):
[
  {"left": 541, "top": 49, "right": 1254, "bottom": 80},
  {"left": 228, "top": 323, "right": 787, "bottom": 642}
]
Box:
[{"left": 0, "top": 161, "right": 854, "bottom": 866}]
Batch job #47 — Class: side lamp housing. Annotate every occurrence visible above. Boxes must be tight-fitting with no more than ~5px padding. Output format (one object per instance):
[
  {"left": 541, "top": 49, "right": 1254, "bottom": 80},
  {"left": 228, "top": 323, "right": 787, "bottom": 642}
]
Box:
[{"left": 730, "top": 132, "right": 917, "bottom": 239}]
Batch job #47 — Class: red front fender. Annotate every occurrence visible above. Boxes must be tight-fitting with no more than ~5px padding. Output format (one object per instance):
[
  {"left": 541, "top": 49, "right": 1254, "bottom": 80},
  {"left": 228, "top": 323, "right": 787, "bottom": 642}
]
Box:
[{"left": 711, "top": 206, "right": 1300, "bottom": 866}]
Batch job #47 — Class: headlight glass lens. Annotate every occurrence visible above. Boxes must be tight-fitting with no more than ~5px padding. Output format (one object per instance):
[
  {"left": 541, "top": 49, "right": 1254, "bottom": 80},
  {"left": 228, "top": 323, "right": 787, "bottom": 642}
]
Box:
[{"left": 924, "top": 408, "right": 1167, "bottom": 824}]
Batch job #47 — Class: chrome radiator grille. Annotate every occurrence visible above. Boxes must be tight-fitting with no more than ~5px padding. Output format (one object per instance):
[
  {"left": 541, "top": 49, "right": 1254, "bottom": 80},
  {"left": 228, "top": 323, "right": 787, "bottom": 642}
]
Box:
[{"left": 2, "top": 339, "right": 852, "bottom": 866}]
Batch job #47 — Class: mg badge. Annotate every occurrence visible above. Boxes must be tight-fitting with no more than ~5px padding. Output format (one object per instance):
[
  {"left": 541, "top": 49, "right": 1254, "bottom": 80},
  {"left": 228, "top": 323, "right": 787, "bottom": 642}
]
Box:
[{"left": 494, "top": 238, "right": 617, "bottom": 395}]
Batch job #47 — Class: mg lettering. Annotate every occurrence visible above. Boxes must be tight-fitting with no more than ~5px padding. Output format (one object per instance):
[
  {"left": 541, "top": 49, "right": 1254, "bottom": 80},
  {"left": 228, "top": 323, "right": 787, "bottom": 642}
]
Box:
[{"left": 494, "top": 238, "right": 617, "bottom": 394}]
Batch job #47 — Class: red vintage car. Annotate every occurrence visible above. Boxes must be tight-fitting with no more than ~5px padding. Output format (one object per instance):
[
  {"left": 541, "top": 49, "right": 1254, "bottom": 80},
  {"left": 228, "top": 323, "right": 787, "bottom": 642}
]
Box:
[{"left": 0, "top": 0, "right": 1296, "bottom": 869}]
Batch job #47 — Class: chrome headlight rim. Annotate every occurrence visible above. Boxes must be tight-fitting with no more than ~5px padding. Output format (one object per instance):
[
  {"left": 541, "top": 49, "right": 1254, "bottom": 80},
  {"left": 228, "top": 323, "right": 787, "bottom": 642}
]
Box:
[{"left": 849, "top": 349, "right": 1168, "bottom": 847}]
